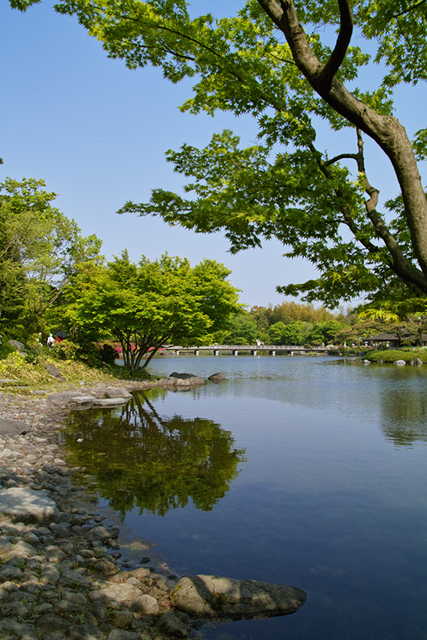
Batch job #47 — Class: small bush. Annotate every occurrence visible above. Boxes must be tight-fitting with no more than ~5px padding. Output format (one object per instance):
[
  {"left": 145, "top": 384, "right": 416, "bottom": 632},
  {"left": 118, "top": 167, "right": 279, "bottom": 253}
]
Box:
[
  {"left": 98, "top": 343, "right": 119, "bottom": 365},
  {"left": 0, "top": 340, "right": 16, "bottom": 360},
  {"left": 367, "top": 350, "right": 426, "bottom": 363}
]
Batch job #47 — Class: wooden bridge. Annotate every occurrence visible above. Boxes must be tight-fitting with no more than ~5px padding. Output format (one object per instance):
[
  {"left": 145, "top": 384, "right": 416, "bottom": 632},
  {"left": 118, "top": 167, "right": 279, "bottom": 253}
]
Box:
[{"left": 165, "top": 345, "right": 341, "bottom": 356}]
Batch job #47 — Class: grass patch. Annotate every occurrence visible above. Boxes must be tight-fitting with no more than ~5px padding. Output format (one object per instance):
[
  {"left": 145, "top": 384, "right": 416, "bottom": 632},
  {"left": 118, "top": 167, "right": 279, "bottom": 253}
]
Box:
[
  {"left": 0, "top": 352, "right": 116, "bottom": 392},
  {"left": 366, "top": 349, "right": 427, "bottom": 363}
]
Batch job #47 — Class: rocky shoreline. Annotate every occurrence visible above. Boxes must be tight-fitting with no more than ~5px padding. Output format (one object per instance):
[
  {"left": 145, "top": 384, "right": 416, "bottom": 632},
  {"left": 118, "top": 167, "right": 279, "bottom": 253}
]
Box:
[
  {"left": 0, "top": 378, "right": 307, "bottom": 640},
  {"left": 0, "top": 380, "right": 197, "bottom": 640}
]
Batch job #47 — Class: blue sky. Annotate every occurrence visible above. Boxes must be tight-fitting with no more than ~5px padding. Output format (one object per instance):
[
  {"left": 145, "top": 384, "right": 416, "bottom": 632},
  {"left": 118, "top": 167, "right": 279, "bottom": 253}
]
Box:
[{"left": 1, "top": 1, "right": 426, "bottom": 308}]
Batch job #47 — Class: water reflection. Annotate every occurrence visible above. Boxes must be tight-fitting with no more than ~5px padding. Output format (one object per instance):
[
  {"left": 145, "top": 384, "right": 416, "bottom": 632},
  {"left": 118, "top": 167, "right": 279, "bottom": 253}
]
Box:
[
  {"left": 64, "top": 390, "right": 246, "bottom": 517},
  {"left": 380, "top": 390, "right": 427, "bottom": 446}
]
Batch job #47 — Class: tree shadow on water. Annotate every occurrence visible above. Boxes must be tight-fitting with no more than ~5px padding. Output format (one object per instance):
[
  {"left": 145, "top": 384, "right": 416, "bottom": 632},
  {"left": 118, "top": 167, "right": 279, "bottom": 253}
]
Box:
[{"left": 64, "top": 391, "right": 246, "bottom": 518}]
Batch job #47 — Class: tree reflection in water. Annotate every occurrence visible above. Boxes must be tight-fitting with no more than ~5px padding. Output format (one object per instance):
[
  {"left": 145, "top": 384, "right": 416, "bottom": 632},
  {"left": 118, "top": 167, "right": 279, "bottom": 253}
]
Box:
[{"left": 64, "top": 390, "right": 246, "bottom": 517}]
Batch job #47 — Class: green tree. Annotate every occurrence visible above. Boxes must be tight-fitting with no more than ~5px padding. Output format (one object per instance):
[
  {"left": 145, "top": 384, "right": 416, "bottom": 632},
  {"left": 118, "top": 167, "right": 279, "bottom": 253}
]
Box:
[
  {"left": 307, "top": 320, "right": 346, "bottom": 344},
  {"left": 26, "top": 0, "right": 427, "bottom": 307},
  {"left": 69, "top": 251, "right": 241, "bottom": 370},
  {"left": 221, "top": 312, "right": 258, "bottom": 344},
  {"left": 0, "top": 177, "right": 102, "bottom": 336}
]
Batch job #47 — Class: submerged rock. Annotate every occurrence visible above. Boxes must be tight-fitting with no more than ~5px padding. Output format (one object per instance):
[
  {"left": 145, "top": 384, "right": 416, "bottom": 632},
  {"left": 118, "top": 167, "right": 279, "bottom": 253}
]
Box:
[
  {"left": 208, "top": 372, "right": 226, "bottom": 382},
  {"left": 170, "top": 575, "right": 307, "bottom": 620}
]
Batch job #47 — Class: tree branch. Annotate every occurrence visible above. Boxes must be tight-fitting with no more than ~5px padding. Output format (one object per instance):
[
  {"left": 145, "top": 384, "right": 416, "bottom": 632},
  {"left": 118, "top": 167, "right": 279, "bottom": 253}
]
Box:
[
  {"left": 388, "top": 0, "right": 426, "bottom": 20},
  {"left": 325, "top": 153, "right": 358, "bottom": 166},
  {"left": 318, "top": 0, "right": 353, "bottom": 89},
  {"left": 256, "top": 0, "right": 427, "bottom": 280}
]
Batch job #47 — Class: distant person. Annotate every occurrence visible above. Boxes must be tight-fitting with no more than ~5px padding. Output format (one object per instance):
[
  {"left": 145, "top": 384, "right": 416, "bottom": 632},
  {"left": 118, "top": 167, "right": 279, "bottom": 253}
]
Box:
[{"left": 47, "top": 333, "right": 54, "bottom": 348}]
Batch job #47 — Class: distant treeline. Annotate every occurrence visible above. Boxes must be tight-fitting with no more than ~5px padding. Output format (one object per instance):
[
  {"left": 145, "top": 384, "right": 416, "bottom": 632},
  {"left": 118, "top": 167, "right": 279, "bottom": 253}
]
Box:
[{"left": 218, "top": 303, "right": 400, "bottom": 347}]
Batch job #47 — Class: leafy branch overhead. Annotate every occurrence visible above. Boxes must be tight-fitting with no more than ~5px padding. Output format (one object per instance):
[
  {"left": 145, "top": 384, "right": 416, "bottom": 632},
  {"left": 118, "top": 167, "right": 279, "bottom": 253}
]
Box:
[{"left": 11, "top": 0, "right": 427, "bottom": 306}]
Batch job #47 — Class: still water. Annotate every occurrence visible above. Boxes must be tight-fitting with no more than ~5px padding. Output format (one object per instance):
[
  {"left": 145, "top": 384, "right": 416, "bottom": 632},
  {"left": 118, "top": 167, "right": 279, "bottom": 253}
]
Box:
[{"left": 65, "top": 356, "right": 427, "bottom": 640}]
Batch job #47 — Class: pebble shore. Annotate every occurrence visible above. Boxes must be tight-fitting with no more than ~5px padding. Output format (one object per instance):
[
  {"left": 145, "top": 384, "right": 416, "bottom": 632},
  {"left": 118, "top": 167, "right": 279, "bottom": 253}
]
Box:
[{"left": 0, "top": 383, "right": 194, "bottom": 640}]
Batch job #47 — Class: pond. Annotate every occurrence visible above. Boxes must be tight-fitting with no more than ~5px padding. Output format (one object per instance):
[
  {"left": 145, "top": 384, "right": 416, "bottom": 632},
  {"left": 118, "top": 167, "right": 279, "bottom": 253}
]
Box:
[{"left": 64, "top": 356, "right": 427, "bottom": 640}]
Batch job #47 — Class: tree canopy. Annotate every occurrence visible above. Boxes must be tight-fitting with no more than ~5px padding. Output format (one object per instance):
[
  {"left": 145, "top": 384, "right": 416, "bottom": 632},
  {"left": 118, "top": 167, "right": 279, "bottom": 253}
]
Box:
[
  {"left": 67, "top": 251, "right": 242, "bottom": 370},
  {"left": 0, "top": 177, "right": 102, "bottom": 336},
  {"left": 16, "top": 0, "right": 427, "bottom": 309}
]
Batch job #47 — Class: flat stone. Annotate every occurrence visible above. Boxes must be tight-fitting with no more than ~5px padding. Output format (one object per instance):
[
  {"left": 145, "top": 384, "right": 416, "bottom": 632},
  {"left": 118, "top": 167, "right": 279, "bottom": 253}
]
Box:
[
  {"left": 394, "top": 360, "right": 406, "bottom": 366},
  {"left": 0, "top": 419, "right": 30, "bottom": 437},
  {"left": 0, "top": 488, "right": 59, "bottom": 524},
  {"left": 104, "top": 388, "right": 133, "bottom": 399},
  {"left": 170, "top": 575, "right": 307, "bottom": 620},
  {"left": 48, "top": 391, "right": 84, "bottom": 404},
  {"left": 71, "top": 397, "right": 129, "bottom": 406}
]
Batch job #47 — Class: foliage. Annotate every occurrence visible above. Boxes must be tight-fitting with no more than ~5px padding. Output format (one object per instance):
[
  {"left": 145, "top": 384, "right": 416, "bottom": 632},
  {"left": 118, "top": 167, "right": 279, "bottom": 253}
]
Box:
[
  {"left": 0, "top": 350, "right": 116, "bottom": 390},
  {"left": 0, "top": 177, "right": 103, "bottom": 335},
  {"left": 67, "top": 251, "right": 242, "bottom": 371},
  {"left": 0, "top": 340, "right": 16, "bottom": 360},
  {"left": 31, "top": 0, "right": 427, "bottom": 306},
  {"left": 307, "top": 320, "right": 346, "bottom": 344},
  {"left": 51, "top": 338, "right": 118, "bottom": 367},
  {"left": 366, "top": 350, "right": 427, "bottom": 364},
  {"left": 221, "top": 313, "right": 258, "bottom": 344},
  {"left": 64, "top": 391, "right": 246, "bottom": 516}
]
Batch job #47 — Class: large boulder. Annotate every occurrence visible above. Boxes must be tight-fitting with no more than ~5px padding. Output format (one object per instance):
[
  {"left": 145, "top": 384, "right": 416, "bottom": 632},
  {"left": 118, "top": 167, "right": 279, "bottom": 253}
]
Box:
[
  {"left": 8, "top": 340, "right": 25, "bottom": 352},
  {"left": 166, "top": 373, "right": 204, "bottom": 386},
  {"left": 170, "top": 575, "right": 307, "bottom": 620},
  {"left": 0, "top": 419, "right": 30, "bottom": 437},
  {"left": 0, "top": 488, "right": 59, "bottom": 525}
]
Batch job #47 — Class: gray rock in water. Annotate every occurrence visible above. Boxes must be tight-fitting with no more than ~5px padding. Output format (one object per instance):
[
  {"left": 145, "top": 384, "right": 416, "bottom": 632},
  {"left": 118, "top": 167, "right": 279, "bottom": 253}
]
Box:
[
  {"left": 393, "top": 360, "right": 406, "bottom": 366},
  {"left": 170, "top": 575, "right": 307, "bottom": 620},
  {"left": 169, "top": 372, "right": 199, "bottom": 379},
  {"left": 411, "top": 358, "right": 424, "bottom": 366},
  {"left": 208, "top": 372, "right": 226, "bottom": 382},
  {"left": 0, "top": 488, "right": 59, "bottom": 525},
  {"left": 0, "top": 418, "right": 30, "bottom": 437}
]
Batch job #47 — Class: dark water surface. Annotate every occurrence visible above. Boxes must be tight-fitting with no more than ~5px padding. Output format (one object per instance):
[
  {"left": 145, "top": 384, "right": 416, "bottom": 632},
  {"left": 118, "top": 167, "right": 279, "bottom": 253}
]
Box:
[{"left": 65, "top": 357, "right": 427, "bottom": 640}]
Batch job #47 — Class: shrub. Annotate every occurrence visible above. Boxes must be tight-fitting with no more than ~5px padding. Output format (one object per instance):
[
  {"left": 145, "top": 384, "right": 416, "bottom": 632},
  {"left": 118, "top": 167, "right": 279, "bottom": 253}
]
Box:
[
  {"left": 98, "top": 343, "right": 119, "bottom": 365},
  {"left": 367, "top": 350, "right": 426, "bottom": 363}
]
